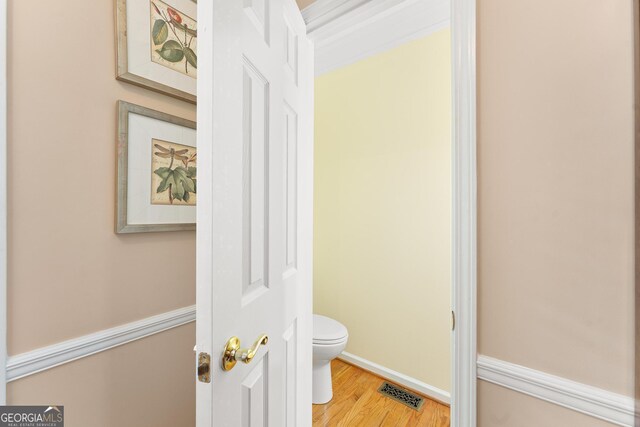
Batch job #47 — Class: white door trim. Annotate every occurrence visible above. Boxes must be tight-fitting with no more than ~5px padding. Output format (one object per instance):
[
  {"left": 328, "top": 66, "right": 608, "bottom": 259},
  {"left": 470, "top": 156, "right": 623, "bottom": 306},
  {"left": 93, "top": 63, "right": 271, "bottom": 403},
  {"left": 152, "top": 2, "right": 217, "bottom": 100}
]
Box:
[
  {"left": 0, "top": 0, "right": 8, "bottom": 405},
  {"left": 451, "top": 0, "right": 476, "bottom": 425}
]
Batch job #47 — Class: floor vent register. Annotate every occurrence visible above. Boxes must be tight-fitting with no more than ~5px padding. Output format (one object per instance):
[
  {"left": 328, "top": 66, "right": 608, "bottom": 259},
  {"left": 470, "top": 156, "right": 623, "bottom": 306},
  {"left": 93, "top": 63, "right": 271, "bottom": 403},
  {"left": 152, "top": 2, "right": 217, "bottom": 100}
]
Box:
[{"left": 377, "top": 382, "right": 425, "bottom": 411}]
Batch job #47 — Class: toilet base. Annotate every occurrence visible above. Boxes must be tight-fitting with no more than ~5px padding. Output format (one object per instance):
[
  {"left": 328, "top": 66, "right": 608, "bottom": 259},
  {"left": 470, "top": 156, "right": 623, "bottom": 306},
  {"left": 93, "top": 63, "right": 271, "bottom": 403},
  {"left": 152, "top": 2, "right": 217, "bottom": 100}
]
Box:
[{"left": 312, "top": 360, "right": 333, "bottom": 404}]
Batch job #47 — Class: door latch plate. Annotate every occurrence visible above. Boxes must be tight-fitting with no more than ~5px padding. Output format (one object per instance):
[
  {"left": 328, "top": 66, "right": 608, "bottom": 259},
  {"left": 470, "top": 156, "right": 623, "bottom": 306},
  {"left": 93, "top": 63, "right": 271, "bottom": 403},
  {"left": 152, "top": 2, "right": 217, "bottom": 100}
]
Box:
[{"left": 198, "top": 352, "right": 211, "bottom": 383}]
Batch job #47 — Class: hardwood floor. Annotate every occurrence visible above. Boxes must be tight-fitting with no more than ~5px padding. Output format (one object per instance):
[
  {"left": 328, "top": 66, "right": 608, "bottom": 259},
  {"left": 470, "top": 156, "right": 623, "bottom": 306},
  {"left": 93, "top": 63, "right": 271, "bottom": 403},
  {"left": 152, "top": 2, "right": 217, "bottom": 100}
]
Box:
[{"left": 312, "top": 359, "right": 450, "bottom": 427}]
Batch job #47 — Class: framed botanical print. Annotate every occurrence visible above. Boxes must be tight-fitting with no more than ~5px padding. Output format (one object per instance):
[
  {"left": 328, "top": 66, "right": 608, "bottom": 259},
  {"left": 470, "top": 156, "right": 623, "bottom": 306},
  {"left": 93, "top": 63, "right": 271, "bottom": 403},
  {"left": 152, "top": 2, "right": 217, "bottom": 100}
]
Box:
[
  {"left": 116, "top": 101, "right": 197, "bottom": 233},
  {"left": 116, "top": 0, "right": 197, "bottom": 103}
]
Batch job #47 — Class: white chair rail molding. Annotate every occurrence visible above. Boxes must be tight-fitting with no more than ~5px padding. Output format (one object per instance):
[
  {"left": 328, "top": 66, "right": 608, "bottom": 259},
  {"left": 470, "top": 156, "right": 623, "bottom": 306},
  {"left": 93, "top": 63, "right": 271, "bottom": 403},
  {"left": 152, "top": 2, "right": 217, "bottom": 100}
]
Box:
[{"left": 477, "top": 356, "right": 635, "bottom": 427}]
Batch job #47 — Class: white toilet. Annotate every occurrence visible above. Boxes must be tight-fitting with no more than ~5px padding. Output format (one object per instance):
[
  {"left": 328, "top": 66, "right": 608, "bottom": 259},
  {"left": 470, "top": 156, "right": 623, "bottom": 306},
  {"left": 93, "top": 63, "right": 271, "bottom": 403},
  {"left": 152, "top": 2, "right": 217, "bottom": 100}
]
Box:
[{"left": 312, "top": 314, "right": 349, "bottom": 404}]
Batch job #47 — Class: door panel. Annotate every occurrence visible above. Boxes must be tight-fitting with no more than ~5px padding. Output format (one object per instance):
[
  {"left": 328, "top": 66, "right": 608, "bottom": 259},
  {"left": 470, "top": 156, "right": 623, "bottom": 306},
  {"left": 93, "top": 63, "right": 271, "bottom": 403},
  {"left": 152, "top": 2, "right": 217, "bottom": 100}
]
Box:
[
  {"left": 284, "top": 103, "right": 298, "bottom": 275},
  {"left": 241, "top": 357, "right": 268, "bottom": 427},
  {"left": 244, "top": 0, "right": 269, "bottom": 43},
  {"left": 197, "top": 0, "right": 313, "bottom": 425},
  {"left": 243, "top": 59, "right": 270, "bottom": 300}
]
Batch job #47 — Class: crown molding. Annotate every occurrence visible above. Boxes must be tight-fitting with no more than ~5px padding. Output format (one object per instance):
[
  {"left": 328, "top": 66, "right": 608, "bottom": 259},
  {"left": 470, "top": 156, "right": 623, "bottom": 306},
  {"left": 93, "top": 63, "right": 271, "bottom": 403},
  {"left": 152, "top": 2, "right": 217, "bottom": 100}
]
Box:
[
  {"left": 302, "top": 0, "right": 372, "bottom": 33},
  {"left": 477, "top": 355, "right": 635, "bottom": 426},
  {"left": 302, "top": 0, "right": 450, "bottom": 75}
]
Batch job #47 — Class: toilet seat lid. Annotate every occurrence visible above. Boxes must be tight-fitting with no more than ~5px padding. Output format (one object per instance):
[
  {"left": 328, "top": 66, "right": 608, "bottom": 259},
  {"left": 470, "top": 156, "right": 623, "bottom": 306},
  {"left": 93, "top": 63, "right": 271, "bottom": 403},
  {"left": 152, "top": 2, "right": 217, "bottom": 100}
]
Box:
[{"left": 313, "top": 314, "right": 348, "bottom": 343}]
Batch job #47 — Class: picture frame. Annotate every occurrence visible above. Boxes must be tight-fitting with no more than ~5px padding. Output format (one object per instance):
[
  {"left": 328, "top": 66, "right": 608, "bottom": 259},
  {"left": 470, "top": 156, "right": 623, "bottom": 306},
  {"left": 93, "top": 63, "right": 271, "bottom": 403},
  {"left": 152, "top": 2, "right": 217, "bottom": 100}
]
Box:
[
  {"left": 116, "top": 0, "right": 197, "bottom": 103},
  {"left": 116, "top": 101, "right": 197, "bottom": 233}
]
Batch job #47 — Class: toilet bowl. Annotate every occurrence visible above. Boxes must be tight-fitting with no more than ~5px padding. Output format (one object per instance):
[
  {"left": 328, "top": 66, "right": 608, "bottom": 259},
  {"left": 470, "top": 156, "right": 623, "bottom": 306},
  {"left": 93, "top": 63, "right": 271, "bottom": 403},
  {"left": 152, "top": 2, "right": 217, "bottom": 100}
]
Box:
[{"left": 312, "top": 314, "right": 348, "bottom": 404}]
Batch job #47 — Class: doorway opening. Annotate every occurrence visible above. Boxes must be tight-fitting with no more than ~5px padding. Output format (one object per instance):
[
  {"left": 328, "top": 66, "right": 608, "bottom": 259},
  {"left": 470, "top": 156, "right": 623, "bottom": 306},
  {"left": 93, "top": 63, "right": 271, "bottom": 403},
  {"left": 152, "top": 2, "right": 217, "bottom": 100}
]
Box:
[{"left": 306, "top": 1, "right": 452, "bottom": 425}]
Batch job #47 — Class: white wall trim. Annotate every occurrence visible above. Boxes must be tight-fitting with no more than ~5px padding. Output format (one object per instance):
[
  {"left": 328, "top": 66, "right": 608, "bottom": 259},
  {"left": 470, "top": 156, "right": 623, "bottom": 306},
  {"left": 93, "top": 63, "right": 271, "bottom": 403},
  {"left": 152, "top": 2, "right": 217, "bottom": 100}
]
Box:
[
  {"left": 339, "top": 351, "right": 451, "bottom": 405},
  {"left": 450, "top": 0, "right": 476, "bottom": 425},
  {"left": 302, "top": 0, "right": 371, "bottom": 33},
  {"left": 304, "top": 0, "right": 450, "bottom": 75},
  {"left": 7, "top": 306, "right": 196, "bottom": 382},
  {"left": 477, "top": 356, "right": 635, "bottom": 427},
  {"left": 0, "top": 0, "right": 7, "bottom": 404}
]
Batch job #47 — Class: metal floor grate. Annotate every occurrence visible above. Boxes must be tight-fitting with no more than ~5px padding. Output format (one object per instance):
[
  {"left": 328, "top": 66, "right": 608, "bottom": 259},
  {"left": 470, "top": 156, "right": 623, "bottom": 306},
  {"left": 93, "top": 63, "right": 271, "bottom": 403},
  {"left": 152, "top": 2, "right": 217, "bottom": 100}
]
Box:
[{"left": 377, "top": 382, "right": 425, "bottom": 411}]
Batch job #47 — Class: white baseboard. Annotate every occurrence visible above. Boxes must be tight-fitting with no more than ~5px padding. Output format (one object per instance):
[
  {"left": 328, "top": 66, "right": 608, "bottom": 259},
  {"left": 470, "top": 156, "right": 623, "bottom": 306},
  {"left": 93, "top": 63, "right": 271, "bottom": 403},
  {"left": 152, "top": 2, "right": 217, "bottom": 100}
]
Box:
[
  {"left": 477, "top": 355, "right": 635, "bottom": 427},
  {"left": 338, "top": 351, "right": 451, "bottom": 405},
  {"left": 7, "top": 305, "right": 196, "bottom": 382}
]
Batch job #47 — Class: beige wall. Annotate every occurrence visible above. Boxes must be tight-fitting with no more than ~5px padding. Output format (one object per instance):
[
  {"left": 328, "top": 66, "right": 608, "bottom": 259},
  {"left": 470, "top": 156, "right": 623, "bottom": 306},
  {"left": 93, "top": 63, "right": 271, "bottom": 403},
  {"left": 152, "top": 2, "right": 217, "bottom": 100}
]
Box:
[
  {"left": 477, "top": 0, "right": 635, "bottom": 423},
  {"left": 8, "top": 324, "right": 195, "bottom": 427},
  {"left": 478, "top": 381, "right": 618, "bottom": 427},
  {"left": 7, "top": 0, "right": 196, "bottom": 424},
  {"left": 314, "top": 30, "right": 452, "bottom": 391}
]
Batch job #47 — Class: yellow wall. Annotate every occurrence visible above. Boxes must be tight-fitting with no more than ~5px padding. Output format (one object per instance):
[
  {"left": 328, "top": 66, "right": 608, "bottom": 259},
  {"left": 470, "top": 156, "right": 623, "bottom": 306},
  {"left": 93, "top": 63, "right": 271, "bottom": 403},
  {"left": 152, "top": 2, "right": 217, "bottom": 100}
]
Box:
[
  {"left": 7, "top": 0, "right": 195, "bottom": 425},
  {"left": 314, "top": 29, "right": 452, "bottom": 391}
]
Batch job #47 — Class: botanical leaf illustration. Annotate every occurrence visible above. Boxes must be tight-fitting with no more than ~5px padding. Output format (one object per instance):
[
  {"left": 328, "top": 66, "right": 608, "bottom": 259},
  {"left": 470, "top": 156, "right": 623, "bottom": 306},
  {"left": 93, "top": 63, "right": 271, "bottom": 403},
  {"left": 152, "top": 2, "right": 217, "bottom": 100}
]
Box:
[
  {"left": 187, "top": 167, "right": 197, "bottom": 193},
  {"left": 152, "top": 19, "right": 168, "bottom": 45},
  {"left": 153, "top": 142, "right": 196, "bottom": 205},
  {"left": 156, "top": 40, "right": 184, "bottom": 62},
  {"left": 150, "top": 1, "right": 197, "bottom": 76},
  {"left": 154, "top": 166, "right": 172, "bottom": 180},
  {"left": 173, "top": 167, "right": 195, "bottom": 199},
  {"left": 155, "top": 168, "right": 175, "bottom": 193},
  {"left": 184, "top": 47, "right": 197, "bottom": 69}
]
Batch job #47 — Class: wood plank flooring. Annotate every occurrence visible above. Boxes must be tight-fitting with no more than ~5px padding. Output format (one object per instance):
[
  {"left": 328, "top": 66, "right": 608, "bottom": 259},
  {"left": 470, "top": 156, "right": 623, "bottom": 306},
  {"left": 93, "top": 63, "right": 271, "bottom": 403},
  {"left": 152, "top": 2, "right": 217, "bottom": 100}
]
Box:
[{"left": 312, "top": 359, "right": 450, "bottom": 427}]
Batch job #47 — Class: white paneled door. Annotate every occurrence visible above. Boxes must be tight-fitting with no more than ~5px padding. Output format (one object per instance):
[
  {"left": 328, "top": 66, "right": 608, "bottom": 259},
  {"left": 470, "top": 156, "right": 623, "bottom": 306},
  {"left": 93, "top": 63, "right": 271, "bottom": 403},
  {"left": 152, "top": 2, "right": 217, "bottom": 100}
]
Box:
[{"left": 196, "top": 0, "right": 313, "bottom": 425}]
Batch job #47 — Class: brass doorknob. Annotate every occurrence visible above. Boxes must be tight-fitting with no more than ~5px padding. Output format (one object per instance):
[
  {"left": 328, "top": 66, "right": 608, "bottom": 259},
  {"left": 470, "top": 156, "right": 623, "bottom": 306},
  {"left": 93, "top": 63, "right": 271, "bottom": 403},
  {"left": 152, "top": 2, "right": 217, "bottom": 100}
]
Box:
[{"left": 222, "top": 334, "right": 268, "bottom": 371}]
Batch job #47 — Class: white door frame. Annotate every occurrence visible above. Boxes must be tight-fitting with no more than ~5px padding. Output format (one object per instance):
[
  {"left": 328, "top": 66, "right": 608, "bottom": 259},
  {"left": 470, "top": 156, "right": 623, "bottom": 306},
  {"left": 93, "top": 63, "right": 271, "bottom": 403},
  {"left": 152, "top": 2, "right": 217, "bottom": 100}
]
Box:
[{"left": 450, "top": 0, "right": 477, "bottom": 425}]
